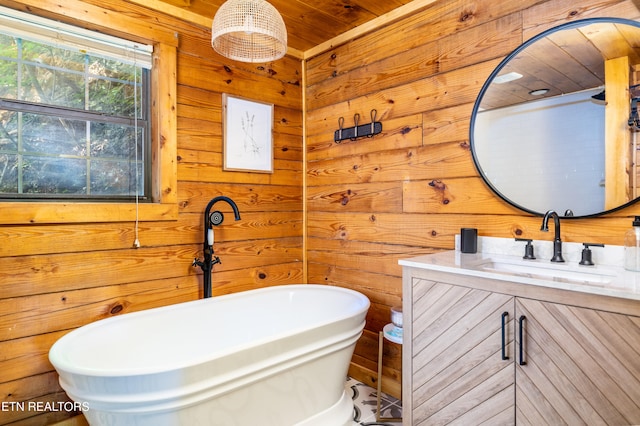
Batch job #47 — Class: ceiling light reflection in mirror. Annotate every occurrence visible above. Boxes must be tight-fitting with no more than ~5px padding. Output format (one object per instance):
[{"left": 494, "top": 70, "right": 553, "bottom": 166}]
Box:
[{"left": 470, "top": 18, "right": 640, "bottom": 218}]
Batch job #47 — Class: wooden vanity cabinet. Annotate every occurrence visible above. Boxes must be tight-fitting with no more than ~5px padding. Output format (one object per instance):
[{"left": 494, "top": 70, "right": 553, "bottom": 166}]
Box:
[
  {"left": 403, "top": 267, "right": 640, "bottom": 426},
  {"left": 405, "top": 277, "right": 515, "bottom": 425},
  {"left": 515, "top": 298, "right": 640, "bottom": 425}
]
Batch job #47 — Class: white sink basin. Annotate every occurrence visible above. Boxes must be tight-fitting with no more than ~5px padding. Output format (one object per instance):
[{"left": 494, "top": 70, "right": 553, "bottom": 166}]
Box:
[{"left": 471, "top": 258, "right": 617, "bottom": 285}]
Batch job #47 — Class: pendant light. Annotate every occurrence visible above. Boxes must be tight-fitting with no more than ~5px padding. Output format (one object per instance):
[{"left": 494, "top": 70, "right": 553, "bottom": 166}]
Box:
[{"left": 211, "top": 0, "right": 287, "bottom": 63}]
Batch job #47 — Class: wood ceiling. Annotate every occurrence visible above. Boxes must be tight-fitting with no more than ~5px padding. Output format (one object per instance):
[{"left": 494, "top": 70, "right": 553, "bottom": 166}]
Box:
[
  {"left": 148, "top": 0, "right": 421, "bottom": 56},
  {"left": 481, "top": 21, "right": 640, "bottom": 110},
  {"left": 145, "top": 1, "right": 640, "bottom": 110}
]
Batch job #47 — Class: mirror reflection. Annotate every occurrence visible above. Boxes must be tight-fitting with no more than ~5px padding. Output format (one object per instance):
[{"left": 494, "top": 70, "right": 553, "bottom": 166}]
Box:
[{"left": 471, "top": 18, "right": 640, "bottom": 217}]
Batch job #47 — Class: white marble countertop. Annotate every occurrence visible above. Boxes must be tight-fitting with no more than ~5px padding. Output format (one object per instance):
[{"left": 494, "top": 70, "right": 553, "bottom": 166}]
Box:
[{"left": 399, "top": 236, "right": 640, "bottom": 302}]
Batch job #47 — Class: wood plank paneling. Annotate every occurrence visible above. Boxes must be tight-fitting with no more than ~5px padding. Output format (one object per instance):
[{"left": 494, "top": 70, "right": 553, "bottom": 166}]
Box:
[
  {"left": 403, "top": 178, "right": 520, "bottom": 215},
  {"left": 178, "top": 53, "right": 302, "bottom": 110},
  {"left": 0, "top": 1, "right": 302, "bottom": 424},
  {"left": 522, "top": 0, "right": 640, "bottom": 40},
  {"left": 304, "top": 0, "right": 543, "bottom": 86},
  {"left": 4, "top": 0, "right": 640, "bottom": 423},
  {"left": 306, "top": 14, "right": 522, "bottom": 111},
  {"left": 307, "top": 237, "right": 437, "bottom": 276},
  {"left": 307, "top": 182, "right": 403, "bottom": 213},
  {"left": 305, "top": 0, "right": 640, "bottom": 403},
  {"left": 306, "top": 113, "right": 423, "bottom": 159},
  {"left": 307, "top": 143, "right": 476, "bottom": 187}
]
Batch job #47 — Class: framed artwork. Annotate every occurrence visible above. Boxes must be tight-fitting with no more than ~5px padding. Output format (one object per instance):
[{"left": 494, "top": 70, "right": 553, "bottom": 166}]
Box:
[{"left": 223, "top": 94, "right": 274, "bottom": 173}]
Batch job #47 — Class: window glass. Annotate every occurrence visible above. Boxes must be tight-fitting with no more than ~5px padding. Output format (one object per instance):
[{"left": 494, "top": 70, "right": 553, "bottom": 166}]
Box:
[{"left": 0, "top": 34, "right": 150, "bottom": 200}]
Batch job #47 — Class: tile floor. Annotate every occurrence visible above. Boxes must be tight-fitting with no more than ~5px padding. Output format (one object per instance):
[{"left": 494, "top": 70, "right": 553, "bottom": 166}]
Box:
[{"left": 346, "top": 377, "right": 402, "bottom": 425}]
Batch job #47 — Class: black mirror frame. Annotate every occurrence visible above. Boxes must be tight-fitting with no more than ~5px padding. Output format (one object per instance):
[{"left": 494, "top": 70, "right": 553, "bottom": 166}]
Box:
[{"left": 469, "top": 17, "right": 640, "bottom": 218}]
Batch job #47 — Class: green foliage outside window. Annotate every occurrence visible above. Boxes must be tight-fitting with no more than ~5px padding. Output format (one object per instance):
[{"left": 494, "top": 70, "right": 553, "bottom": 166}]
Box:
[{"left": 0, "top": 34, "right": 150, "bottom": 199}]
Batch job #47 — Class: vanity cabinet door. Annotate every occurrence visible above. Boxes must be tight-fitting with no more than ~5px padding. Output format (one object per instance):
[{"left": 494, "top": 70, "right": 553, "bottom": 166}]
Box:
[
  {"left": 410, "top": 278, "right": 515, "bottom": 425},
  {"left": 516, "top": 298, "right": 640, "bottom": 425}
]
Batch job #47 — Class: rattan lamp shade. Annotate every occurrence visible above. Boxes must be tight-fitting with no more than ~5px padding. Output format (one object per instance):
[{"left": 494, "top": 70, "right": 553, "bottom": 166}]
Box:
[{"left": 211, "top": 0, "right": 287, "bottom": 63}]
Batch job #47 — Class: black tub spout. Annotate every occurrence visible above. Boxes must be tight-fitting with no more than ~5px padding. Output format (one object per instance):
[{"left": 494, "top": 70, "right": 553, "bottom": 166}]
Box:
[{"left": 193, "top": 196, "right": 241, "bottom": 298}]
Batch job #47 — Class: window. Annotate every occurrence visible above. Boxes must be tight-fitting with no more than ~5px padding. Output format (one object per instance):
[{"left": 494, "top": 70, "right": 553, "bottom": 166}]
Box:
[{"left": 0, "top": 7, "right": 153, "bottom": 201}]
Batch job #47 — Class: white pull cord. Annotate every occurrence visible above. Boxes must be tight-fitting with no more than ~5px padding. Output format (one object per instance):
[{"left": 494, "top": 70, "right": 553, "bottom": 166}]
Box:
[{"left": 133, "top": 55, "right": 140, "bottom": 248}]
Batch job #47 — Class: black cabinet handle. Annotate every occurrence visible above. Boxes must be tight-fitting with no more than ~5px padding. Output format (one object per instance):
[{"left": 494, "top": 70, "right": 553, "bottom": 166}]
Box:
[
  {"left": 519, "top": 315, "right": 527, "bottom": 365},
  {"left": 501, "top": 311, "right": 509, "bottom": 360}
]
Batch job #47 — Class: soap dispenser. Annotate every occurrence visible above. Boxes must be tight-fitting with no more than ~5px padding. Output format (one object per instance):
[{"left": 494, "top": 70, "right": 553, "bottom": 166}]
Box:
[{"left": 624, "top": 216, "right": 640, "bottom": 271}]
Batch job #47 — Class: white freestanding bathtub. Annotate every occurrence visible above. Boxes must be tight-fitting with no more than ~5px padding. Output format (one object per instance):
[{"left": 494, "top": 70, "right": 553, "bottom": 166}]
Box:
[{"left": 49, "top": 284, "right": 370, "bottom": 426}]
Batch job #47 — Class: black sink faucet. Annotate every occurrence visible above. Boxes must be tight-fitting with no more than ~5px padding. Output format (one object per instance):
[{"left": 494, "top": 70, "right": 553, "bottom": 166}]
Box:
[{"left": 541, "top": 210, "right": 565, "bottom": 262}]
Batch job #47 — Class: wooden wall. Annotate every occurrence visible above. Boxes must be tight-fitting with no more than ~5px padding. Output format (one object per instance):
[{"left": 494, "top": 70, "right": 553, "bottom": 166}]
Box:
[
  {"left": 4, "top": 0, "right": 640, "bottom": 424},
  {"left": 0, "top": 1, "right": 303, "bottom": 424},
  {"left": 305, "top": 0, "right": 640, "bottom": 399}
]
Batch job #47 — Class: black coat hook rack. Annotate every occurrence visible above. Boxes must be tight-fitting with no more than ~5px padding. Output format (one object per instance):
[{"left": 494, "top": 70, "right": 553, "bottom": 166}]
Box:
[{"left": 334, "top": 109, "right": 382, "bottom": 143}]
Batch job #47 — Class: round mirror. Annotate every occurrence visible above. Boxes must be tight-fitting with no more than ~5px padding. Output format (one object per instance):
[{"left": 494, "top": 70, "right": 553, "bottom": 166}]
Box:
[{"left": 470, "top": 18, "right": 640, "bottom": 218}]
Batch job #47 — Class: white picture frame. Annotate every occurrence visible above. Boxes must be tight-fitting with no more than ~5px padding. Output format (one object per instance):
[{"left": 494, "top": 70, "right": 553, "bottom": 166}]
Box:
[{"left": 223, "top": 94, "right": 274, "bottom": 173}]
